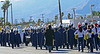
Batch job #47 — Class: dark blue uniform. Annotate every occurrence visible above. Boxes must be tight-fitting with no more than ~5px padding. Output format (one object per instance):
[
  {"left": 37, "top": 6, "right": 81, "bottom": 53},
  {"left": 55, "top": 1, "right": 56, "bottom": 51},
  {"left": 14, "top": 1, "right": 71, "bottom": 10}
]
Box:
[
  {"left": 10, "top": 32, "right": 15, "bottom": 49},
  {"left": 54, "top": 30, "right": 61, "bottom": 50},
  {"left": 63, "top": 30, "right": 69, "bottom": 49},
  {"left": 15, "top": 33, "right": 21, "bottom": 47},
  {"left": 38, "top": 32, "right": 44, "bottom": 49},
  {"left": 68, "top": 28, "right": 74, "bottom": 49},
  {"left": 2, "top": 32, "right": 7, "bottom": 46},
  {"left": 0, "top": 32, "right": 3, "bottom": 46},
  {"left": 6, "top": 33, "right": 10, "bottom": 47},
  {"left": 23, "top": 32, "right": 30, "bottom": 46},
  {"left": 30, "top": 31, "right": 34, "bottom": 46},
  {"left": 58, "top": 28, "right": 65, "bottom": 48},
  {"left": 33, "top": 31, "right": 38, "bottom": 49}
]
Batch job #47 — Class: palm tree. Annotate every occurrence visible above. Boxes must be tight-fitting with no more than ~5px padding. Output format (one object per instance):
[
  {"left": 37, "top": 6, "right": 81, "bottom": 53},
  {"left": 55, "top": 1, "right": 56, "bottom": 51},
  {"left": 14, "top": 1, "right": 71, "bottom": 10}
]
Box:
[
  {"left": 6, "top": 0, "right": 10, "bottom": 23},
  {"left": 61, "top": 12, "right": 64, "bottom": 17},
  {"left": 0, "top": 17, "right": 4, "bottom": 28},
  {"left": 55, "top": 15, "right": 58, "bottom": 23},
  {"left": 68, "top": 13, "right": 71, "bottom": 19},
  {"left": 1, "top": 3, "right": 7, "bottom": 28}
]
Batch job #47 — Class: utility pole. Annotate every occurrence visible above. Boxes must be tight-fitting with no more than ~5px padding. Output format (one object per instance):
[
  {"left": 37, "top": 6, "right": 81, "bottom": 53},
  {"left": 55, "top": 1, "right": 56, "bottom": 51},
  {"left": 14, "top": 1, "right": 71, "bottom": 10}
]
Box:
[{"left": 58, "top": 0, "right": 62, "bottom": 25}]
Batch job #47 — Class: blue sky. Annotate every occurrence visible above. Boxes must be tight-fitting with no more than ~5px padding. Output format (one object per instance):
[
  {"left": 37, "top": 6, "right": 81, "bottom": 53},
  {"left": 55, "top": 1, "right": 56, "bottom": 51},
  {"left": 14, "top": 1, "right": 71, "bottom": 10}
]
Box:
[{"left": 0, "top": 0, "right": 88, "bottom": 23}]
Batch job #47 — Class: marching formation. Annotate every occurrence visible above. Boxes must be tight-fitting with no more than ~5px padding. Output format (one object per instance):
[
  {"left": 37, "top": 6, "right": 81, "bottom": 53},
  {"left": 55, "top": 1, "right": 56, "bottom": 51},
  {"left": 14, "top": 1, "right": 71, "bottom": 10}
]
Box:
[{"left": 0, "top": 20, "right": 100, "bottom": 53}]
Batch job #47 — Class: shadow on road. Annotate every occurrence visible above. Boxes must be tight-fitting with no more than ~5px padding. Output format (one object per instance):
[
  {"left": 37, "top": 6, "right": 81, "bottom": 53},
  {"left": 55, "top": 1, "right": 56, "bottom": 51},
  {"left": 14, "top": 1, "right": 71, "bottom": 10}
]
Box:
[
  {"left": 85, "top": 52, "right": 100, "bottom": 54},
  {"left": 50, "top": 52, "right": 68, "bottom": 53}
]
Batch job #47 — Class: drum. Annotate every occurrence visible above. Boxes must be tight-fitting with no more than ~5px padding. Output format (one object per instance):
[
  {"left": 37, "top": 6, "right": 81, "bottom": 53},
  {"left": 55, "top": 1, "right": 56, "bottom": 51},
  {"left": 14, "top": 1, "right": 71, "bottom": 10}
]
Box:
[{"left": 25, "top": 36, "right": 30, "bottom": 41}]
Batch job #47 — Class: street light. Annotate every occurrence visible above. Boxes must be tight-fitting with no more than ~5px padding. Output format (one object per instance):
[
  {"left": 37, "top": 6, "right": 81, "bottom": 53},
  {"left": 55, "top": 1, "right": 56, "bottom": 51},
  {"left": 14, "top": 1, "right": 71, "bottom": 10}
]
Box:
[
  {"left": 72, "top": 8, "right": 76, "bottom": 19},
  {"left": 72, "top": 8, "right": 76, "bottom": 27},
  {"left": 91, "top": 5, "right": 94, "bottom": 18}
]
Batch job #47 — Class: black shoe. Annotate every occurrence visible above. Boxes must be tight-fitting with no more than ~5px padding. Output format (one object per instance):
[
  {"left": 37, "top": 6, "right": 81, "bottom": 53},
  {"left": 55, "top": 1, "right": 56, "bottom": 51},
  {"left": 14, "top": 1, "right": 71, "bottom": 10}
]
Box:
[{"left": 49, "top": 50, "right": 51, "bottom": 53}]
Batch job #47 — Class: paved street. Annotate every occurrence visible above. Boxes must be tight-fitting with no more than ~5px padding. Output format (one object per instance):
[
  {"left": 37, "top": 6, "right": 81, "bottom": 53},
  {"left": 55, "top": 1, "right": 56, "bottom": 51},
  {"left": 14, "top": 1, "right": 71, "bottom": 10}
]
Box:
[{"left": 0, "top": 44, "right": 100, "bottom": 54}]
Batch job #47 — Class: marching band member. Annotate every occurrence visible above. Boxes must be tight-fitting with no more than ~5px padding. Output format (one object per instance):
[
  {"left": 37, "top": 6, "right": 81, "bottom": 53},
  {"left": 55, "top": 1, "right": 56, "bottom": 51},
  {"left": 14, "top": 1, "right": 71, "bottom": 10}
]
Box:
[
  {"left": 74, "top": 23, "right": 84, "bottom": 52},
  {"left": 97, "top": 21, "right": 100, "bottom": 47},
  {"left": 84, "top": 20, "right": 88, "bottom": 48},
  {"left": 33, "top": 28, "right": 38, "bottom": 49},
  {"left": 15, "top": 29, "right": 21, "bottom": 47},
  {"left": 58, "top": 25, "right": 65, "bottom": 48},
  {"left": 73, "top": 26, "right": 77, "bottom": 48},
  {"left": 92, "top": 23, "right": 98, "bottom": 51},
  {"left": 38, "top": 27, "right": 44, "bottom": 49},
  {"left": 2, "top": 29, "right": 7, "bottom": 46},
  {"left": 23, "top": 28, "right": 30, "bottom": 46},
  {"left": 86, "top": 25, "right": 94, "bottom": 52},
  {"left": 0, "top": 28, "right": 4, "bottom": 46},
  {"left": 63, "top": 24, "right": 69, "bottom": 49},
  {"left": 68, "top": 24, "right": 75, "bottom": 49},
  {"left": 30, "top": 27, "right": 34, "bottom": 46},
  {"left": 6, "top": 31, "right": 10, "bottom": 47},
  {"left": 10, "top": 29, "right": 15, "bottom": 49},
  {"left": 54, "top": 25, "right": 61, "bottom": 50}
]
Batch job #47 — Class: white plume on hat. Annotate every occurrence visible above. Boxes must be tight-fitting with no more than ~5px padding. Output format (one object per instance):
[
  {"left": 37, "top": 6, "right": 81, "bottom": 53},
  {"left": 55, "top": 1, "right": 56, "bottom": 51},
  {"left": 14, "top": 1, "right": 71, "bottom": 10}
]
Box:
[
  {"left": 91, "top": 22, "right": 93, "bottom": 25},
  {"left": 98, "top": 21, "right": 100, "bottom": 25},
  {"left": 82, "top": 22, "right": 85, "bottom": 26},
  {"left": 66, "top": 24, "right": 68, "bottom": 27},
  {"left": 78, "top": 22, "right": 81, "bottom": 25},
  {"left": 69, "top": 22, "right": 72, "bottom": 26},
  {"left": 84, "top": 20, "right": 87, "bottom": 23}
]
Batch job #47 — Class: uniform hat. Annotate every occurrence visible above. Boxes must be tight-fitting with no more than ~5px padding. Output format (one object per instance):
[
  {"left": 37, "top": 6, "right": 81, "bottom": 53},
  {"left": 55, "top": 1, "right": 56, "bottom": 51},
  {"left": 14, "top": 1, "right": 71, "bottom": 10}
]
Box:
[
  {"left": 78, "top": 24, "right": 81, "bottom": 28},
  {"left": 66, "top": 24, "right": 68, "bottom": 28},
  {"left": 84, "top": 20, "right": 87, "bottom": 23},
  {"left": 78, "top": 22, "right": 81, "bottom": 28},
  {"left": 82, "top": 22, "right": 85, "bottom": 26},
  {"left": 78, "top": 22, "right": 81, "bottom": 25},
  {"left": 98, "top": 21, "right": 100, "bottom": 25},
  {"left": 84, "top": 20, "right": 88, "bottom": 25},
  {"left": 91, "top": 22, "right": 93, "bottom": 25},
  {"left": 94, "top": 23, "right": 98, "bottom": 27},
  {"left": 88, "top": 25, "right": 91, "bottom": 29}
]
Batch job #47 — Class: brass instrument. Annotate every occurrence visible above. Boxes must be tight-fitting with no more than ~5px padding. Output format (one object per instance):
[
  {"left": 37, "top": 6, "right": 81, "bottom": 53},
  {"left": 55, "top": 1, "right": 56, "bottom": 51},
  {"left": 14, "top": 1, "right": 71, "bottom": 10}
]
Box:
[
  {"left": 84, "top": 33, "right": 89, "bottom": 40},
  {"left": 75, "top": 34, "right": 78, "bottom": 39},
  {"left": 98, "top": 33, "right": 100, "bottom": 39}
]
